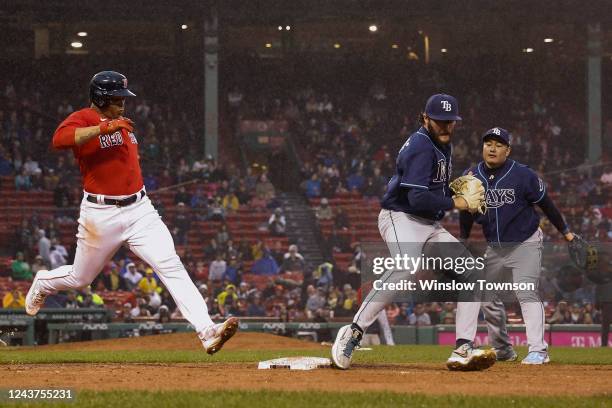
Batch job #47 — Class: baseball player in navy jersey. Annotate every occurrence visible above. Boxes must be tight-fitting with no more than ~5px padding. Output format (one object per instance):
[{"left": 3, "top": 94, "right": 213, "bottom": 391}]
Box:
[
  {"left": 455, "top": 127, "right": 576, "bottom": 365},
  {"left": 332, "top": 94, "right": 494, "bottom": 370}
]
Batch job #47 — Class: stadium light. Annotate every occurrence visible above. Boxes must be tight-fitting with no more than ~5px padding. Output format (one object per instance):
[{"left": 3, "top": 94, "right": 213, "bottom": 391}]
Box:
[
  {"left": 265, "top": 43, "right": 272, "bottom": 48},
  {"left": 181, "top": 24, "right": 188, "bottom": 30},
  {"left": 278, "top": 26, "right": 283, "bottom": 31},
  {"left": 523, "top": 47, "right": 534, "bottom": 53},
  {"left": 334, "top": 43, "right": 341, "bottom": 49},
  {"left": 77, "top": 32, "right": 87, "bottom": 37},
  {"left": 441, "top": 48, "right": 447, "bottom": 53},
  {"left": 70, "top": 41, "right": 83, "bottom": 48},
  {"left": 544, "top": 38, "right": 554, "bottom": 43},
  {"left": 391, "top": 44, "right": 399, "bottom": 49},
  {"left": 286, "top": 25, "right": 291, "bottom": 31},
  {"left": 369, "top": 25, "right": 378, "bottom": 32}
]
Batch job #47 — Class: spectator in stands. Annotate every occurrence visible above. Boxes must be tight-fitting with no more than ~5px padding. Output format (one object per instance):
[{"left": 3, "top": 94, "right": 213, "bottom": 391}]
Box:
[
  {"left": 207, "top": 197, "right": 226, "bottom": 221},
  {"left": 223, "top": 256, "right": 242, "bottom": 284},
  {"left": 138, "top": 269, "right": 159, "bottom": 295},
  {"left": 131, "top": 298, "right": 151, "bottom": 318},
  {"left": 216, "top": 223, "right": 231, "bottom": 246},
  {"left": 251, "top": 250, "right": 280, "bottom": 275},
  {"left": 222, "top": 190, "right": 240, "bottom": 213},
  {"left": 247, "top": 294, "right": 266, "bottom": 317},
  {"left": 161, "top": 287, "right": 178, "bottom": 312},
  {"left": 14, "top": 168, "right": 31, "bottom": 191},
  {"left": 0, "top": 148, "right": 12, "bottom": 176},
  {"left": 334, "top": 207, "right": 350, "bottom": 229},
  {"left": 251, "top": 239, "right": 264, "bottom": 260},
  {"left": 37, "top": 229, "right": 51, "bottom": 266},
  {"left": 172, "top": 202, "right": 191, "bottom": 245},
  {"left": 209, "top": 253, "right": 227, "bottom": 282},
  {"left": 236, "top": 282, "right": 252, "bottom": 302},
  {"left": 570, "top": 303, "right": 585, "bottom": 324},
  {"left": 270, "top": 241, "right": 285, "bottom": 265},
  {"left": 174, "top": 186, "right": 192, "bottom": 205},
  {"left": 305, "top": 285, "right": 326, "bottom": 319},
  {"left": 315, "top": 198, "right": 333, "bottom": 220},
  {"left": 30, "top": 255, "right": 46, "bottom": 275},
  {"left": 77, "top": 286, "right": 104, "bottom": 308},
  {"left": 600, "top": 167, "right": 612, "bottom": 185},
  {"left": 548, "top": 301, "right": 571, "bottom": 323},
  {"left": 235, "top": 183, "right": 252, "bottom": 206},
  {"left": 255, "top": 173, "right": 276, "bottom": 206},
  {"left": 190, "top": 187, "right": 208, "bottom": 212},
  {"left": 304, "top": 173, "right": 321, "bottom": 198},
  {"left": 314, "top": 262, "right": 334, "bottom": 290},
  {"left": 2, "top": 288, "right": 25, "bottom": 309},
  {"left": 346, "top": 170, "right": 365, "bottom": 193},
  {"left": 64, "top": 290, "right": 79, "bottom": 309},
  {"left": 123, "top": 262, "right": 143, "bottom": 290},
  {"left": 439, "top": 302, "right": 456, "bottom": 324},
  {"left": 408, "top": 303, "right": 432, "bottom": 326},
  {"left": 49, "top": 240, "right": 68, "bottom": 270},
  {"left": 268, "top": 208, "right": 287, "bottom": 236},
  {"left": 217, "top": 284, "right": 239, "bottom": 317},
  {"left": 203, "top": 237, "right": 220, "bottom": 261},
  {"left": 11, "top": 251, "right": 32, "bottom": 281},
  {"left": 280, "top": 245, "right": 305, "bottom": 273}
]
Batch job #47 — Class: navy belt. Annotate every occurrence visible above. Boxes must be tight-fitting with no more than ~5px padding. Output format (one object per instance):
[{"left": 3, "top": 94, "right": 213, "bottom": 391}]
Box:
[{"left": 86, "top": 190, "right": 146, "bottom": 207}]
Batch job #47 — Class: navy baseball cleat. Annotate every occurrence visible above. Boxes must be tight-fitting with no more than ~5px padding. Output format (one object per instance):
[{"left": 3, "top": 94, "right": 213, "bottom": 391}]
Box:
[
  {"left": 331, "top": 323, "right": 363, "bottom": 369},
  {"left": 495, "top": 346, "right": 518, "bottom": 361}
]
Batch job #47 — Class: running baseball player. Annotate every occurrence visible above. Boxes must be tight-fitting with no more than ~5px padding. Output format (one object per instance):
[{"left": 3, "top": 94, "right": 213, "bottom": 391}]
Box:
[
  {"left": 25, "top": 71, "right": 238, "bottom": 354},
  {"left": 332, "top": 94, "right": 494, "bottom": 370},
  {"left": 455, "top": 127, "right": 575, "bottom": 365}
]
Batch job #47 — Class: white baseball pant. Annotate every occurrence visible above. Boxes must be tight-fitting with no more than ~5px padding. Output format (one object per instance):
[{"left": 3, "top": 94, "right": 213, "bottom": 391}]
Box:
[
  {"left": 456, "top": 229, "right": 547, "bottom": 352},
  {"left": 354, "top": 209, "right": 475, "bottom": 331},
  {"left": 35, "top": 192, "right": 214, "bottom": 333}
]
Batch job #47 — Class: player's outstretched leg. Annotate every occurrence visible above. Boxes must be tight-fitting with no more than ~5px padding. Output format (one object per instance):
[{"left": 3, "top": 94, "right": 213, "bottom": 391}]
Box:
[
  {"left": 331, "top": 323, "right": 363, "bottom": 369},
  {"left": 446, "top": 341, "right": 497, "bottom": 371},
  {"left": 199, "top": 317, "right": 239, "bottom": 355}
]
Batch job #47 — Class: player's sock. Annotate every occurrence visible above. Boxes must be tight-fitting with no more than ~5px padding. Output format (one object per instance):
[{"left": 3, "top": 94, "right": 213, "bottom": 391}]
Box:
[{"left": 455, "top": 338, "right": 471, "bottom": 348}]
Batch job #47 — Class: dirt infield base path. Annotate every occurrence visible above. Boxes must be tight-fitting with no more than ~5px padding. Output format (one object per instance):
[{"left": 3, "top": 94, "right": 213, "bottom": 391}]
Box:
[
  {"left": 4, "top": 362, "right": 611, "bottom": 396},
  {"left": 3, "top": 333, "right": 611, "bottom": 396}
]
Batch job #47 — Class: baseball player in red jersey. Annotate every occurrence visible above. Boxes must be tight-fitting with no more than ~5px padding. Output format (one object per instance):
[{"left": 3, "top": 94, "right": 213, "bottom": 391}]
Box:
[{"left": 25, "top": 71, "right": 237, "bottom": 354}]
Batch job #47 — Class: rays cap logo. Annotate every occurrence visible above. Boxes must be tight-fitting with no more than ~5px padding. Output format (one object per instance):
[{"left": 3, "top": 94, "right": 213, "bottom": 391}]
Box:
[
  {"left": 123, "top": 78, "right": 128, "bottom": 88},
  {"left": 482, "top": 127, "right": 512, "bottom": 146},
  {"left": 424, "top": 94, "right": 462, "bottom": 121}
]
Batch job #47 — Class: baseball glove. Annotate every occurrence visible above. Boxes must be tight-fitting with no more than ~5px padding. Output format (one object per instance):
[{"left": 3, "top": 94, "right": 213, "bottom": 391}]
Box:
[
  {"left": 567, "top": 234, "right": 598, "bottom": 272},
  {"left": 449, "top": 175, "right": 486, "bottom": 214}
]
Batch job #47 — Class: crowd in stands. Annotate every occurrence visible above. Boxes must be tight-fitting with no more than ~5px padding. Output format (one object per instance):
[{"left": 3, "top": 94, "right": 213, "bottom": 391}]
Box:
[{"left": 0, "top": 54, "right": 610, "bottom": 337}]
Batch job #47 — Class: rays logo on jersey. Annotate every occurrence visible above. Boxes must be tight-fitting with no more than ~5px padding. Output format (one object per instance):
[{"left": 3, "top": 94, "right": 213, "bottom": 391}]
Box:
[
  {"left": 399, "top": 136, "right": 412, "bottom": 154},
  {"left": 433, "top": 159, "right": 447, "bottom": 182},
  {"left": 99, "top": 131, "right": 124, "bottom": 149},
  {"left": 485, "top": 188, "right": 516, "bottom": 208}
]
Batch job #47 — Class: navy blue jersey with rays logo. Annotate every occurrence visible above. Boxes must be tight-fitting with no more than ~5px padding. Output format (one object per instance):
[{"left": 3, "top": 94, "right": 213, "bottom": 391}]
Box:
[
  {"left": 465, "top": 159, "right": 546, "bottom": 244},
  {"left": 381, "top": 126, "right": 454, "bottom": 220}
]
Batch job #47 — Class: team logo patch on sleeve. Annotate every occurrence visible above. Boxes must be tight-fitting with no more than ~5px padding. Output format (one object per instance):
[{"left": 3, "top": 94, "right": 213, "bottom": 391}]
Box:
[{"left": 99, "top": 132, "right": 124, "bottom": 148}]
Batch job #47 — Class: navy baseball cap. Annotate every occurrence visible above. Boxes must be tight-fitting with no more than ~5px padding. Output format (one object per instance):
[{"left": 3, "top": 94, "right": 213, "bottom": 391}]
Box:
[
  {"left": 424, "top": 94, "right": 462, "bottom": 121},
  {"left": 482, "top": 127, "right": 511, "bottom": 146}
]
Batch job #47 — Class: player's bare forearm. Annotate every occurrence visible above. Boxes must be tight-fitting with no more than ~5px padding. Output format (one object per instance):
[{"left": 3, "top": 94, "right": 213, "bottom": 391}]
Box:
[{"left": 75, "top": 126, "right": 103, "bottom": 146}]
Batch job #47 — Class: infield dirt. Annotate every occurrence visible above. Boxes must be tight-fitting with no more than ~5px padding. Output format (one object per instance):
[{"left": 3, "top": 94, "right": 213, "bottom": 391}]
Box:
[{"left": 3, "top": 332, "right": 611, "bottom": 396}]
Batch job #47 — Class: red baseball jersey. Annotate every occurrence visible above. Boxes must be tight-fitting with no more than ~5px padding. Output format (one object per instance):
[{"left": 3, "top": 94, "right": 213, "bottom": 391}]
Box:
[{"left": 53, "top": 108, "right": 143, "bottom": 195}]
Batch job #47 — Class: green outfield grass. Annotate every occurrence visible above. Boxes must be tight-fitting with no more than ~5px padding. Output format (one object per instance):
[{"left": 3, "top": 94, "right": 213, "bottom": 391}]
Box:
[
  {"left": 2, "top": 344, "right": 612, "bottom": 365},
  {"left": 2, "top": 390, "right": 611, "bottom": 408}
]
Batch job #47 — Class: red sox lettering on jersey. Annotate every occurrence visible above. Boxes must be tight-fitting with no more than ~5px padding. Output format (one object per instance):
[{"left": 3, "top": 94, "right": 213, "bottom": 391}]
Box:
[{"left": 53, "top": 108, "right": 143, "bottom": 195}]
